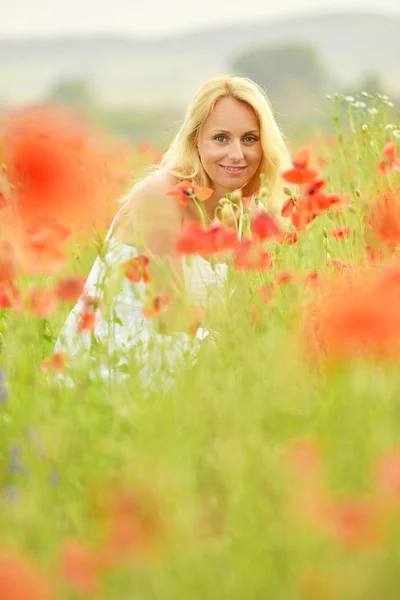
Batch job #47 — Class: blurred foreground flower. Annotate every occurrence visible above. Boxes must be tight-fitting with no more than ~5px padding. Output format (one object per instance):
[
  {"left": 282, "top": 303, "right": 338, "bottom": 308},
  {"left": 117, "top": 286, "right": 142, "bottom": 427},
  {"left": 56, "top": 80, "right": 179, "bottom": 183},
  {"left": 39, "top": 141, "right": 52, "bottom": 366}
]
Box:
[
  {"left": 0, "top": 551, "right": 52, "bottom": 600},
  {"left": 1, "top": 104, "right": 128, "bottom": 234}
]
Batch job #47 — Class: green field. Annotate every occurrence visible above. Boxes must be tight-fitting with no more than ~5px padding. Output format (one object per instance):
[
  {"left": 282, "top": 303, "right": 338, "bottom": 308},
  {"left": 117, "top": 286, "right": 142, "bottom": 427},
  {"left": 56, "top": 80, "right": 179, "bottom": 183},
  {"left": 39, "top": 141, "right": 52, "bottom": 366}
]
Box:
[{"left": 1, "top": 92, "right": 400, "bottom": 599}]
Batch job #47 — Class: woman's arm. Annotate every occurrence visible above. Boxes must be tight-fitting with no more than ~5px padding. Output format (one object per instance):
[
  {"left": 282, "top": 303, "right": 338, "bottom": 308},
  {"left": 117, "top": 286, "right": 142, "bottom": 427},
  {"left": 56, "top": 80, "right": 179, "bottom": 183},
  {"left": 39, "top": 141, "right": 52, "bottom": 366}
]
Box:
[{"left": 113, "top": 173, "right": 190, "bottom": 333}]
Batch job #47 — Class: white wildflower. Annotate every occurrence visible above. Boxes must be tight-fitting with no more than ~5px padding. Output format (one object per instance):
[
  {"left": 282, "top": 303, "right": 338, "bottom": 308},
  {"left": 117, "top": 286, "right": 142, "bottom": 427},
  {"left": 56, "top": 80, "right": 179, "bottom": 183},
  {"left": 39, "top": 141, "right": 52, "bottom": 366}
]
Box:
[
  {"left": 368, "top": 108, "right": 378, "bottom": 115},
  {"left": 393, "top": 130, "right": 400, "bottom": 139},
  {"left": 345, "top": 95, "right": 355, "bottom": 102},
  {"left": 353, "top": 101, "right": 367, "bottom": 109},
  {"left": 361, "top": 124, "right": 369, "bottom": 132}
]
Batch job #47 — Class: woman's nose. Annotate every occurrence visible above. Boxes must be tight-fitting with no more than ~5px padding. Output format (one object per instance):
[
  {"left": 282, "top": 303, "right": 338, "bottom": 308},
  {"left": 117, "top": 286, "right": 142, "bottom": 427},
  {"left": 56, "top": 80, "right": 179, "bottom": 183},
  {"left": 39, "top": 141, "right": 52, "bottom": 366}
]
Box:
[{"left": 227, "top": 140, "right": 244, "bottom": 161}]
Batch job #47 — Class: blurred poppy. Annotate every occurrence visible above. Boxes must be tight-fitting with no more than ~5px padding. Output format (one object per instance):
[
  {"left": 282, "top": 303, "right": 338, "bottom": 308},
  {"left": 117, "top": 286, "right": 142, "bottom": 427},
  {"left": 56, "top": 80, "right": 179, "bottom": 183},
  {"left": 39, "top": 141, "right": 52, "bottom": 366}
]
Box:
[{"left": 281, "top": 146, "right": 320, "bottom": 185}]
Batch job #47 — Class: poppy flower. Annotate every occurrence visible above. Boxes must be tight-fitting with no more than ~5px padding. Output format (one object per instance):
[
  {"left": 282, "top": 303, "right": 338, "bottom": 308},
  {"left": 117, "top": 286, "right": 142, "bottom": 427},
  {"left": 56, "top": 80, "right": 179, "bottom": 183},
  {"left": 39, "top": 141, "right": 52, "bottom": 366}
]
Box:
[
  {"left": 3, "top": 105, "right": 121, "bottom": 233},
  {"left": 95, "top": 485, "right": 164, "bottom": 568},
  {"left": 250, "top": 284, "right": 273, "bottom": 325},
  {"left": 122, "top": 255, "right": 151, "bottom": 284},
  {"left": 0, "top": 281, "right": 20, "bottom": 310},
  {"left": 166, "top": 180, "right": 213, "bottom": 207},
  {"left": 377, "top": 141, "right": 400, "bottom": 175},
  {"left": 55, "top": 275, "right": 86, "bottom": 302},
  {"left": 278, "top": 230, "right": 298, "bottom": 245},
  {"left": 0, "top": 551, "right": 52, "bottom": 600},
  {"left": 276, "top": 271, "right": 301, "bottom": 285},
  {"left": 0, "top": 241, "right": 19, "bottom": 283},
  {"left": 142, "top": 292, "right": 171, "bottom": 318},
  {"left": 374, "top": 451, "right": 400, "bottom": 503},
  {"left": 316, "top": 497, "right": 381, "bottom": 549},
  {"left": 328, "top": 226, "right": 351, "bottom": 240},
  {"left": 281, "top": 195, "right": 298, "bottom": 218},
  {"left": 250, "top": 210, "right": 281, "bottom": 241},
  {"left": 369, "top": 189, "right": 400, "bottom": 248},
  {"left": 78, "top": 310, "right": 97, "bottom": 333},
  {"left": 281, "top": 146, "right": 320, "bottom": 184},
  {"left": 60, "top": 540, "right": 100, "bottom": 595},
  {"left": 176, "top": 222, "right": 237, "bottom": 258},
  {"left": 41, "top": 351, "right": 71, "bottom": 374},
  {"left": 27, "top": 287, "right": 57, "bottom": 318},
  {"left": 307, "top": 261, "right": 400, "bottom": 362},
  {"left": 232, "top": 238, "right": 273, "bottom": 271}
]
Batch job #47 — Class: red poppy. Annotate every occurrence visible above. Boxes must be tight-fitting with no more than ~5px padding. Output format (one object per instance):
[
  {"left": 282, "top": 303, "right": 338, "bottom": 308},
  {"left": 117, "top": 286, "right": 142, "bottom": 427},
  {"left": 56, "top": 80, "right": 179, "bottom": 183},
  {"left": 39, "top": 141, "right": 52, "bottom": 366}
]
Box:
[
  {"left": 377, "top": 141, "right": 400, "bottom": 175},
  {"left": 250, "top": 284, "right": 273, "bottom": 325},
  {"left": 305, "top": 270, "right": 321, "bottom": 286},
  {"left": 250, "top": 210, "right": 281, "bottom": 241},
  {"left": 364, "top": 242, "right": 385, "bottom": 264},
  {"left": 3, "top": 105, "right": 120, "bottom": 233},
  {"left": 55, "top": 275, "right": 86, "bottom": 302},
  {"left": 307, "top": 261, "right": 400, "bottom": 362},
  {"left": 27, "top": 287, "right": 57, "bottom": 318},
  {"left": 78, "top": 310, "right": 97, "bottom": 333},
  {"left": 369, "top": 189, "right": 400, "bottom": 248},
  {"left": 232, "top": 238, "right": 273, "bottom": 271},
  {"left": 278, "top": 230, "right": 298, "bottom": 245},
  {"left": 176, "top": 222, "right": 237, "bottom": 258},
  {"left": 122, "top": 255, "right": 151, "bottom": 284},
  {"left": 0, "top": 551, "right": 52, "bottom": 600},
  {"left": 142, "top": 292, "right": 171, "bottom": 318},
  {"left": 166, "top": 180, "right": 213, "bottom": 207},
  {"left": 0, "top": 281, "right": 20, "bottom": 310},
  {"left": 0, "top": 241, "right": 19, "bottom": 283},
  {"left": 316, "top": 497, "right": 381, "bottom": 549},
  {"left": 328, "top": 226, "right": 351, "bottom": 240},
  {"left": 96, "top": 486, "right": 163, "bottom": 567},
  {"left": 60, "top": 540, "right": 100, "bottom": 596},
  {"left": 276, "top": 271, "right": 300, "bottom": 285},
  {"left": 281, "top": 146, "right": 320, "bottom": 184},
  {"left": 281, "top": 195, "right": 298, "bottom": 218},
  {"left": 375, "top": 451, "right": 400, "bottom": 503},
  {"left": 41, "top": 351, "right": 71, "bottom": 374}
]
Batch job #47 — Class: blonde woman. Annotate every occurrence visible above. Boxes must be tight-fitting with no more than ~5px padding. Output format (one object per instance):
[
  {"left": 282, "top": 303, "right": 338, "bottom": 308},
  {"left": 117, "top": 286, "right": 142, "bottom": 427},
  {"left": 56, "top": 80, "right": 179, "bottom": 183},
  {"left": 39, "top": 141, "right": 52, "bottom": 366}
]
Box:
[{"left": 55, "top": 75, "right": 292, "bottom": 385}]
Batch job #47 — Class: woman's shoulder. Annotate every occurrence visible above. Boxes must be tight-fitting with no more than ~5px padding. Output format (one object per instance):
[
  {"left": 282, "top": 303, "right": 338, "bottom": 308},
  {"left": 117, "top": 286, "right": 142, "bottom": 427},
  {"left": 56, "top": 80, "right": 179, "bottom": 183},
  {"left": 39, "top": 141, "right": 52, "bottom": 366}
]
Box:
[
  {"left": 112, "top": 171, "right": 182, "bottom": 244},
  {"left": 133, "top": 170, "right": 180, "bottom": 196}
]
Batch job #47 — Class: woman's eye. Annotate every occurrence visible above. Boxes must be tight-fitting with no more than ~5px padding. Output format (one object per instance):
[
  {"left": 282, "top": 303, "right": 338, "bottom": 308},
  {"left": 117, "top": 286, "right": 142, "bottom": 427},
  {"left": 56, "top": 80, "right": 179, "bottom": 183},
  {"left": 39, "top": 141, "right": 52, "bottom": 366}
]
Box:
[
  {"left": 244, "top": 136, "right": 258, "bottom": 143},
  {"left": 214, "top": 135, "right": 226, "bottom": 142}
]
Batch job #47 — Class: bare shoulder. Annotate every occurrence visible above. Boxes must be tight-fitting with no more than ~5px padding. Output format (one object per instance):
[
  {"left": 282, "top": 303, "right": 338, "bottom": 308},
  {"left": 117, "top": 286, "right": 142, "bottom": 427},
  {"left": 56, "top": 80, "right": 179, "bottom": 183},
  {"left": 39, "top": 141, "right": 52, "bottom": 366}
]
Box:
[{"left": 113, "top": 171, "right": 182, "bottom": 244}]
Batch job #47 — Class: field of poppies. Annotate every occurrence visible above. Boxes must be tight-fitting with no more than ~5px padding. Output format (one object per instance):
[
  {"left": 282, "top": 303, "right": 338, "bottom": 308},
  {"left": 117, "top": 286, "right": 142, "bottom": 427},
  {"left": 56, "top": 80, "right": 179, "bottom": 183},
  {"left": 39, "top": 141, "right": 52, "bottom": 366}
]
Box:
[{"left": 1, "top": 92, "right": 400, "bottom": 599}]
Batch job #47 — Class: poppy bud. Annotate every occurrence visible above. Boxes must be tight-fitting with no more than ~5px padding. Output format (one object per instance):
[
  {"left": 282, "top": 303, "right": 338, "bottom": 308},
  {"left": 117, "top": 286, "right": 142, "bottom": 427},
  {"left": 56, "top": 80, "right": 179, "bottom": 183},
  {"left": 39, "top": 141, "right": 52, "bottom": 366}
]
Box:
[
  {"left": 323, "top": 227, "right": 328, "bottom": 238},
  {"left": 354, "top": 189, "right": 361, "bottom": 198},
  {"left": 283, "top": 187, "right": 293, "bottom": 196},
  {"left": 230, "top": 190, "right": 242, "bottom": 206},
  {"left": 259, "top": 186, "right": 269, "bottom": 199}
]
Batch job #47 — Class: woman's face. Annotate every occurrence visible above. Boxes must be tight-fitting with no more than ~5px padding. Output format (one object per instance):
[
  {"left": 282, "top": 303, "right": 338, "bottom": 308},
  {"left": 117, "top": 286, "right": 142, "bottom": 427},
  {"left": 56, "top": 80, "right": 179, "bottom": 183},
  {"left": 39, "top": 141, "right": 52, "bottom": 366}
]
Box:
[{"left": 197, "top": 96, "right": 263, "bottom": 195}]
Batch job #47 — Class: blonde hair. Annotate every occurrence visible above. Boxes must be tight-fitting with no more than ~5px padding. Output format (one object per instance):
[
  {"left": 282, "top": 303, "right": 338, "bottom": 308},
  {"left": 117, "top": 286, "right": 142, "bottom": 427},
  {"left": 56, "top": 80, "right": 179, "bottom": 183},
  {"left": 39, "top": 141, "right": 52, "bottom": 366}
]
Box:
[{"left": 123, "top": 75, "right": 293, "bottom": 211}]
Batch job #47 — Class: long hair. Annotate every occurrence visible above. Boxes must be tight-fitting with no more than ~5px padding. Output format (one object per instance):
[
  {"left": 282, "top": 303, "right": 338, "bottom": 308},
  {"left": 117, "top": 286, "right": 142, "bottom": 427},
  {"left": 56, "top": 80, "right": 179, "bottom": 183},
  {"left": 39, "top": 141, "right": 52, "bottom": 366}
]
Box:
[{"left": 122, "top": 75, "right": 293, "bottom": 211}]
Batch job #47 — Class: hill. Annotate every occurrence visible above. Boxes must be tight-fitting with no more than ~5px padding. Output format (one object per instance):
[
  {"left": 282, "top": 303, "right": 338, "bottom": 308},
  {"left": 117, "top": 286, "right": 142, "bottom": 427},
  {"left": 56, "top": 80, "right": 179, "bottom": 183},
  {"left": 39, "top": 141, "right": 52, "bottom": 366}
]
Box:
[{"left": 0, "top": 11, "right": 399, "bottom": 107}]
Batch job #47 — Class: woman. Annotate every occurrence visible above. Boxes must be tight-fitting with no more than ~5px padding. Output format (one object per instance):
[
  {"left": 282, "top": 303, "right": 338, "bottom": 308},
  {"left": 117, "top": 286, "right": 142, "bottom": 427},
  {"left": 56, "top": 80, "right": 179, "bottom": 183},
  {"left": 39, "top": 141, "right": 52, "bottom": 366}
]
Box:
[{"left": 55, "top": 75, "right": 292, "bottom": 386}]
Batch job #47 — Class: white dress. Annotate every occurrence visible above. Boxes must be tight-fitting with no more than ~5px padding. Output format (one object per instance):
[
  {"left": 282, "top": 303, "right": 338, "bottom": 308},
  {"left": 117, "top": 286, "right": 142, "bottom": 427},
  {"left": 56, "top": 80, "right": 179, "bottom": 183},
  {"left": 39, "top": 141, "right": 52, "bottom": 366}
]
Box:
[{"left": 55, "top": 214, "right": 228, "bottom": 388}]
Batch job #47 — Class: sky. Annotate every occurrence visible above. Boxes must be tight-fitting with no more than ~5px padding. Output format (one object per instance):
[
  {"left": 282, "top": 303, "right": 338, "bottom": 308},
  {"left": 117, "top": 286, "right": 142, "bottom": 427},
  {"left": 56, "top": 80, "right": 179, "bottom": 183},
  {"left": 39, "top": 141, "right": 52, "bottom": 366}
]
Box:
[{"left": 1, "top": 0, "right": 399, "bottom": 39}]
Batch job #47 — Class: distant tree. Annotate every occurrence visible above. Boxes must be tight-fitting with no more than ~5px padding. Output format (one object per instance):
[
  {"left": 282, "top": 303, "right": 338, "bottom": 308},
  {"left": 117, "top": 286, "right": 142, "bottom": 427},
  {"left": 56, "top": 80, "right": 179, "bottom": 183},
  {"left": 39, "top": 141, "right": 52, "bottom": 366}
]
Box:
[
  {"left": 230, "top": 43, "right": 331, "bottom": 115},
  {"left": 47, "top": 78, "right": 97, "bottom": 111}
]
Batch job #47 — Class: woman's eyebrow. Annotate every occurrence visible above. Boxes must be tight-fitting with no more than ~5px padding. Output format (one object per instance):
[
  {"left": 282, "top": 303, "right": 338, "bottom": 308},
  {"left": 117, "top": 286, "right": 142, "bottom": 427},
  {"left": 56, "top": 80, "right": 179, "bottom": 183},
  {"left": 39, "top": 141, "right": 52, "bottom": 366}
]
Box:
[{"left": 210, "top": 129, "right": 260, "bottom": 134}]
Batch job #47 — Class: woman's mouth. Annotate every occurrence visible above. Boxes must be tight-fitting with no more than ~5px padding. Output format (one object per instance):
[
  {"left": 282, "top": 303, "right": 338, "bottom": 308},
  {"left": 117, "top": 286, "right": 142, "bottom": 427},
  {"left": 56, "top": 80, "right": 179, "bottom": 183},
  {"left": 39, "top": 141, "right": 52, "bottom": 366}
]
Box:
[{"left": 220, "top": 165, "right": 246, "bottom": 176}]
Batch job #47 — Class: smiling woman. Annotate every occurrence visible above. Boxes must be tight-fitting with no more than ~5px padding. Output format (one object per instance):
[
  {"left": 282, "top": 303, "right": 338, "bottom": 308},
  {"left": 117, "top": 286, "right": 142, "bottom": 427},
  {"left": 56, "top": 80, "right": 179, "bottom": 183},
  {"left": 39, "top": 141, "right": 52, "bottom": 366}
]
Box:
[{"left": 55, "top": 75, "right": 293, "bottom": 385}]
